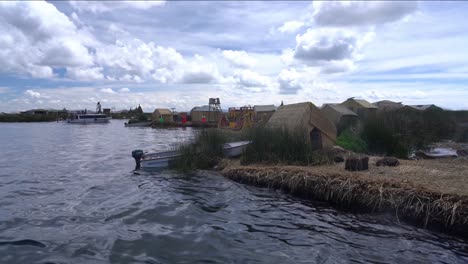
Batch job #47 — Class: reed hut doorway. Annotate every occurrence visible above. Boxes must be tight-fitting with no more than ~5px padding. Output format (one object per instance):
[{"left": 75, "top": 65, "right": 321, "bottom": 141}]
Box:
[{"left": 310, "top": 128, "right": 322, "bottom": 150}]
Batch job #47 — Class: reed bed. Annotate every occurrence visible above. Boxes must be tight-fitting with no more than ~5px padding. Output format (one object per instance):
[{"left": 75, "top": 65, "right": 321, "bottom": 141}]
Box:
[
  {"left": 171, "top": 127, "right": 333, "bottom": 171},
  {"left": 240, "top": 127, "right": 333, "bottom": 166},
  {"left": 223, "top": 164, "right": 468, "bottom": 237},
  {"left": 172, "top": 128, "right": 229, "bottom": 171}
]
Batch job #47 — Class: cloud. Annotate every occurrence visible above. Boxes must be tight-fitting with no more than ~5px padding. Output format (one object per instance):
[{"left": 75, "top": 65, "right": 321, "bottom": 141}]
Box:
[
  {"left": 320, "top": 60, "right": 356, "bottom": 74},
  {"left": 276, "top": 67, "right": 336, "bottom": 95},
  {"left": 312, "top": 1, "right": 418, "bottom": 27},
  {"left": 294, "top": 28, "right": 374, "bottom": 62},
  {"left": 99, "top": 88, "right": 116, "bottom": 94},
  {"left": 0, "top": 1, "right": 94, "bottom": 78},
  {"left": 24, "top": 90, "right": 42, "bottom": 98},
  {"left": 119, "top": 88, "right": 130, "bottom": 92},
  {"left": 180, "top": 55, "right": 222, "bottom": 84},
  {"left": 96, "top": 39, "right": 184, "bottom": 83},
  {"left": 234, "top": 69, "right": 271, "bottom": 88},
  {"left": 363, "top": 89, "right": 427, "bottom": 101},
  {"left": 278, "top": 20, "right": 304, "bottom": 33},
  {"left": 67, "top": 67, "right": 104, "bottom": 81},
  {"left": 69, "top": 1, "right": 166, "bottom": 13},
  {"left": 0, "top": 87, "right": 10, "bottom": 94},
  {"left": 222, "top": 50, "right": 257, "bottom": 68},
  {"left": 278, "top": 68, "right": 304, "bottom": 94}
]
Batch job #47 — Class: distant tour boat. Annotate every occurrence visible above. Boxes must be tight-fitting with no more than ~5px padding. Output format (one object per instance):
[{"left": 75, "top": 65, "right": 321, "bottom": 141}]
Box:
[
  {"left": 67, "top": 113, "right": 111, "bottom": 124},
  {"left": 132, "top": 141, "right": 251, "bottom": 170},
  {"left": 67, "top": 102, "right": 111, "bottom": 124}
]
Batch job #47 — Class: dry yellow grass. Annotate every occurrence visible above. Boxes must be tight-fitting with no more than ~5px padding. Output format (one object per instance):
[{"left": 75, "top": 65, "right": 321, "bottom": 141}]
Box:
[
  {"left": 222, "top": 157, "right": 468, "bottom": 237},
  {"left": 323, "top": 157, "right": 468, "bottom": 196}
]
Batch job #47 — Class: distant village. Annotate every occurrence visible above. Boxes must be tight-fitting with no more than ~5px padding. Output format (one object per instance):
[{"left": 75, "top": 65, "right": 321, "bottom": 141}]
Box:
[
  {"left": 6, "top": 97, "right": 468, "bottom": 153},
  {"left": 10, "top": 97, "right": 448, "bottom": 126}
]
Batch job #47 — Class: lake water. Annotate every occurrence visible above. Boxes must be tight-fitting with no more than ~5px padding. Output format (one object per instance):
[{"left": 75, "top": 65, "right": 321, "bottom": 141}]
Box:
[{"left": 0, "top": 120, "right": 467, "bottom": 264}]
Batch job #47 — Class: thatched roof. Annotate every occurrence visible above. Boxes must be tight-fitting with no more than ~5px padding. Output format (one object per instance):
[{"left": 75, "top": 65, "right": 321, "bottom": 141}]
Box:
[
  {"left": 408, "top": 104, "right": 440, "bottom": 111},
  {"left": 191, "top": 105, "right": 223, "bottom": 112},
  {"left": 153, "top": 108, "right": 172, "bottom": 115},
  {"left": 322, "top": 104, "right": 357, "bottom": 116},
  {"left": 374, "top": 100, "right": 403, "bottom": 110},
  {"left": 343, "top": 98, "right": 377, "bottom": 109},
  {"left": 191, "top": 105, "right": 209, "bottom": 112},
  {"left": 267, "top": 102, "right": 336, "bottom": 144},
  {"left": 254, "top": 105, "right": 276, "bottom": 112}
]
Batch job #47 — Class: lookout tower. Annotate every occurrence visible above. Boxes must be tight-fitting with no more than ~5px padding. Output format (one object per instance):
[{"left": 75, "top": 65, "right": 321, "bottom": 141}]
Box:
[
  {"left": 96, "top": 102, "right": 102, "bottom": 114},
  {"left": 208, "top": 98, "right": 222, "bottom": 122}
]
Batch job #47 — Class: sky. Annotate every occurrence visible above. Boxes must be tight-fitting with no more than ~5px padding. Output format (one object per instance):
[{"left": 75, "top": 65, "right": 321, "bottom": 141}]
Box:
[{"left": 0, "top": 1, "right": 467, "bottom": 113}]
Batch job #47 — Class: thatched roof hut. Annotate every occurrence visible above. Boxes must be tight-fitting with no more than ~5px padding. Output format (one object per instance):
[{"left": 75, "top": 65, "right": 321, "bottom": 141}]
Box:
[
  {"left": 266, "top": 102, "right": 336, "bottom": 150},
  {"left": 254, "top": 105, "right": 276, "bottom": 122},
  {"left": 190, "top": 105, "right": 222, "bottom": 123},
  {"left": 341, "top": 97, "right": 377, "bottom": 120},
  {"left": 406, "top": 104, "right": 441, "bottom": 111},
  {"left": 322, "top": 104, "right": 357, "bottom": 125},
  {"left": 152, "top": 108, "right": 173, "bottom": 123},
  {"left": 321, "top": 104, "right": 358, "bottom": 134},
  {"left": 374, "top": 100, "right": 403, "bottom": 112}
]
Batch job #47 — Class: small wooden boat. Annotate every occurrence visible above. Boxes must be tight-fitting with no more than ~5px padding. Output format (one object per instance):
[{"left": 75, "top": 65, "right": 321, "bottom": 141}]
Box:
[{"left": 133, "top": 141, "right": 251, "bottom": 170}]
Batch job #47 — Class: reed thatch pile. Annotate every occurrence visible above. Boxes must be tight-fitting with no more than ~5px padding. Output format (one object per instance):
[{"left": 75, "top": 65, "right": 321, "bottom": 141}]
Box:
[{"left": 223, "top": 161, "right": 468, "bottom": 237}]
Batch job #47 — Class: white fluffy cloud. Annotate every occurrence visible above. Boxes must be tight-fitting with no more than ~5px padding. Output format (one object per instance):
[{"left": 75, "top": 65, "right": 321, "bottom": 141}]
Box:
[
  {"left": 0, "top": 1, "right": 94, "bottom": 78},
  {"left": 69, "top": 1, "right": 166, "bottom": 13},
  {"left": 180, "top": 55, "right": 222, "bottom": 84},
  {"left": 25, "top": 90, "right": 42, "bottom": 98},
  {"left": 278, "top": 68, "right": 304, "bottom": 94},
  {"left": 67, "top": 67, "right": 104, "bottom": 81},
  {"left": 100, "top": 88, "right": 116, "bottom": 94},
  {"left": 119, "top": 88, "right": 130, "bottom": 92},
  {"left": 96, "top": 39, "right": 184, "bottom": 83},
  {"left": 222, "top": 50, "right": 257, "bottom": 68},
  {"left": 277, "top": 1, "right": 418, "bottom": 78},
  {"left": 294, "top": 28, "right": 374, "bottom": 63},
  {"left": 278, "top": 20, "right": 304, "bottom": 33},
  {"left": 234, "top": 69, "right": 271, "bottom": 88},
  {"left": 277, "top": 67, "right": 325, "bottom": 94},
  {"left": 312, "top": 1, "right": 418, "bottom": 26}
]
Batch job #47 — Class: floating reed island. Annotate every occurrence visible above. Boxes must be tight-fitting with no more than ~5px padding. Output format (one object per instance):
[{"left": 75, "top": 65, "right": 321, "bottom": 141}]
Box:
[
  {"left": 222, "top": 158, "right": 468, "bottom": 238},
  {"left": 170, "top": 126, "right": 468, "bottom": 237}
]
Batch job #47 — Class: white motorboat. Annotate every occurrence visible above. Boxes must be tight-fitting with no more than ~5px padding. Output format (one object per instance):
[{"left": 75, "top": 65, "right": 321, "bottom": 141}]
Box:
[
  {"left": 67, "top": 113, "right": 111, "bottom": 124},
  {"left": 415, "top": 147, "right": 458, "bottom": 159},
  {"left": 222, "top": 141, "right": 251, "bottom": 158},
  {"left": 67, "top": 102, "right": 111, "bottom": 124},
  {"left": 140, "top": 150, "right": 181, "bottom": 169},
  {"left": 132, "top": 141, "right": 251, "bottom": 170}
]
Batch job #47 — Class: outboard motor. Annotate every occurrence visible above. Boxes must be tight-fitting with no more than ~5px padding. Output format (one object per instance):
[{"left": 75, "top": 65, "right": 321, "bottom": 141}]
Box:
[{"left": 132, "top": 150, "right": 144, "bottom": 170}]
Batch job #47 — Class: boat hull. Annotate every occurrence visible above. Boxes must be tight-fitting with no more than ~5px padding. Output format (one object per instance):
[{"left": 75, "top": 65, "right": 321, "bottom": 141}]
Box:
[
  {"left": 222, "top": 141, "right": 251, "bottom": 158},
  {"left": 67, "top": 118, "right": 111, "bottom": 124},
  {"left": 136, "top": 141, "right": 251, "bottom": 170},
  {"left": 140, "top": 150, "right": 180, "bottom": 169}
]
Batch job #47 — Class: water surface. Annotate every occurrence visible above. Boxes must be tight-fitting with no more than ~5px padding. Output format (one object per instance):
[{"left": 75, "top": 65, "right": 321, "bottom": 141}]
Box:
[{"left": 0, "top": 120, "right": 467, "bottom": 263}]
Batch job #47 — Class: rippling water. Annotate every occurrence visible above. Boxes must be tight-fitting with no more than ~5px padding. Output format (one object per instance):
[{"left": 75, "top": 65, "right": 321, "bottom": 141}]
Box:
[{"left": 0, "top": 120, "right": 467, "bottom": 263}]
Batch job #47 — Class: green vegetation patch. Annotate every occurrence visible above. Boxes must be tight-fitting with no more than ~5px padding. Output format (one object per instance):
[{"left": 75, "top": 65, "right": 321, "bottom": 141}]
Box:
[{"left": 336, "top": 130, "right": 368, "bottom": 153}]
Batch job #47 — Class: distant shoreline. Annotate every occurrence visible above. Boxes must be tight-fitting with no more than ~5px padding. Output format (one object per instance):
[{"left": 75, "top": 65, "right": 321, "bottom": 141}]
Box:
[{"left": 0, "top": 114, "right": 61, "bottom": 123}]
